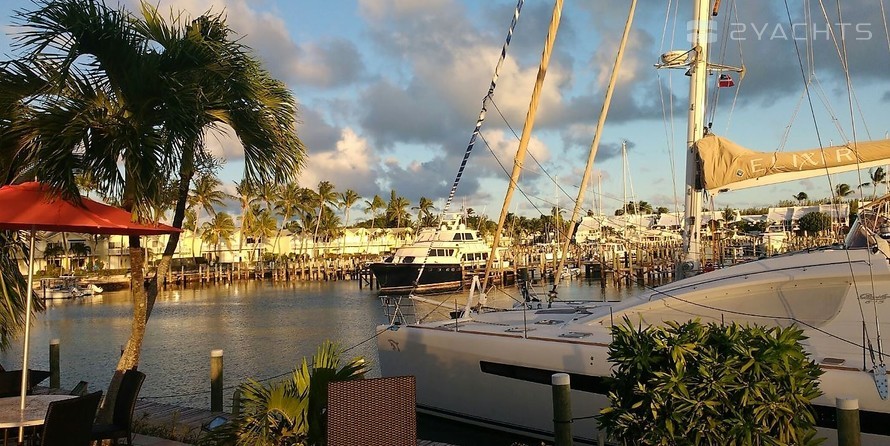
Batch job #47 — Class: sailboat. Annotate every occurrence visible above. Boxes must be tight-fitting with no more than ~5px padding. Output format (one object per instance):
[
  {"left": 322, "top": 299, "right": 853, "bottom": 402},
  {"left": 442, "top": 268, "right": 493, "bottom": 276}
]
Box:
[{"left": 377, "top": 0, "right": 890, "bottom": 444}]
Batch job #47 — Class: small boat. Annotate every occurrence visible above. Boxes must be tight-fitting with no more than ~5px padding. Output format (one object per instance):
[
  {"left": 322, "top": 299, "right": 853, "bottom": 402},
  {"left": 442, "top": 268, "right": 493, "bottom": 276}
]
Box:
[
  {"left": 369, "top": 214, "right": 499, "bottom": 295},
  {"left": 37, "top": 275, "right": 103, "bottom": 299}
]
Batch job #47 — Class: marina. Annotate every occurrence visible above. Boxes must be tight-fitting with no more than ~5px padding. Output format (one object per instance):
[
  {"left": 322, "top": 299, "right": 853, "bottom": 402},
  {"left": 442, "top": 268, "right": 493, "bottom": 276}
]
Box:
[{"left": 0, "top": 278, "right": 638, "bottom": 445}]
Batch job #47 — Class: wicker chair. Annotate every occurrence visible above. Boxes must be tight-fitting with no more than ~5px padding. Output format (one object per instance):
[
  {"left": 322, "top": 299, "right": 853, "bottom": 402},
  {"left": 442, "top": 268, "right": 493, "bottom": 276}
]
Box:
[
  {"left": 0, "top": 369, "right": 52, "bottom": 397},
  {"left": 327, "top": 376, "right": 417, "bottom": 446},
  {"left": 40, "top": 391, "right": 103, "bottom": 446},
  {"left": 90, "top": 370, "right": 145, "bottom": 446}
]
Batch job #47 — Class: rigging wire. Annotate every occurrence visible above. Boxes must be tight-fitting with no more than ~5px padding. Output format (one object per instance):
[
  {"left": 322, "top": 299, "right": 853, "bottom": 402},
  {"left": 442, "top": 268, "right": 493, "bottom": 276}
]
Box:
[
  {"left": 721, "top": 0, "right": 745, "bottom": 134},
  {"left": 783, "top": 0, "right": 877, "bottom": 371},
  {"left": 405, "top": 0, "right": 525, "bottom": 298},
  {"left": 488, "top": 98, "right": 575, "bottom": 205},
  {"left": 441, "top": 0, "right": 524, "bottom": 215},
  {"left": 833, "top": 0, "right": 884, "bottom": 368}
]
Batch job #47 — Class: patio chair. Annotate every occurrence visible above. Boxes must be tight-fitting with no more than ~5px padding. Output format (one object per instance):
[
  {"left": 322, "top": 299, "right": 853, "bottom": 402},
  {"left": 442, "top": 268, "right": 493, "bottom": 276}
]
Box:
[
  {"left": 327, "top": 376, "right": 417, "bottom": 446},
  {"left": 40, "top": 391, "right": 103, "bottom": 446},
  {"left": 90, "top": 369, "right": 145, "bottom": 446},
  {"left": 0, "top": 369, "right": 52, "bottom": 397}
]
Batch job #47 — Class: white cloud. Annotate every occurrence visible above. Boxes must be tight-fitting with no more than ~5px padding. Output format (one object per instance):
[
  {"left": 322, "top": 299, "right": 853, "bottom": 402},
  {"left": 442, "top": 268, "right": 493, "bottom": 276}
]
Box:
[{"left": 299, "top": 128, "right": 378, "bottom": 194}]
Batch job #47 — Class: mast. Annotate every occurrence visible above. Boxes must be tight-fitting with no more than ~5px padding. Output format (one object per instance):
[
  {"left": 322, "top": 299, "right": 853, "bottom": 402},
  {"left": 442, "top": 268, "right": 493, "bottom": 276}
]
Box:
[
  {"left": 482, "top": 0, "right": 563, "bottom": 292},
  {"left": 680, "top": 0, "right": 711, "bottom": 275},
  {"left": 549, "top": 0, "right": 638, "bottom": 296}
]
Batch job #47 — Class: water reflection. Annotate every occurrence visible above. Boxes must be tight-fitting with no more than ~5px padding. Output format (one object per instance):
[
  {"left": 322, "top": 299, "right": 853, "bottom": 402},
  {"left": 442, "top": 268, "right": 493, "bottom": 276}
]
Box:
[{"left": 0, "top": 277, "right": 654, "bottom": 411}]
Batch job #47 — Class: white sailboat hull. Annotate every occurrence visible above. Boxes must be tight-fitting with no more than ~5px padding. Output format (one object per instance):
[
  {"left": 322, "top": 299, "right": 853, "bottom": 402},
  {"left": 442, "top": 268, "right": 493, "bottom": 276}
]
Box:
[{"left": 378, "top": 246, "right": 890, "bottom": 445}]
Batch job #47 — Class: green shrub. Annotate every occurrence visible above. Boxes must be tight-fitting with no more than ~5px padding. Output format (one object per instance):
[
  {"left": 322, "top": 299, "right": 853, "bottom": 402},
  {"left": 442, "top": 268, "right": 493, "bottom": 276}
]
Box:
[
  {"left": 198, "top": 341, "right": 368, "bottom": 446},
  {"left": 597, "top": 319, "right": 824, "bottom": 445}
]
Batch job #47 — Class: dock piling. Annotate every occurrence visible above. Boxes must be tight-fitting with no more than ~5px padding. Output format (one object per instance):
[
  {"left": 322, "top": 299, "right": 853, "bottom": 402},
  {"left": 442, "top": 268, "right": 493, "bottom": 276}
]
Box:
[
  {"left": 837, "top": 397, "right": 860, "bottom": 446},
  {"left": 211, "top": 349, "right": 224, "bottom": 412},
  {"left": 49, "top": 338, "right": 60, "bottom": 389},
  {"left": 552, "top": 373, "right": 572, "bottom": 446}
]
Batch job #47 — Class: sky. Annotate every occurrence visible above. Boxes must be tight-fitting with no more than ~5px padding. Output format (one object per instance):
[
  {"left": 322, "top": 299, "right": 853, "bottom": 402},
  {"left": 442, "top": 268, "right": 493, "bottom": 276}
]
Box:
[{"left": 1, "top": 0, "right": 889, "bottom": 222}]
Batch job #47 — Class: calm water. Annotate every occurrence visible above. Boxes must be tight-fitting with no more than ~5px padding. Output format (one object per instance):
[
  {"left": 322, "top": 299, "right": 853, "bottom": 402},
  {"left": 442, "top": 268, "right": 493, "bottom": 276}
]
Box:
[{"left": 0, "top": 276, "right": 652, "bottom": 444}]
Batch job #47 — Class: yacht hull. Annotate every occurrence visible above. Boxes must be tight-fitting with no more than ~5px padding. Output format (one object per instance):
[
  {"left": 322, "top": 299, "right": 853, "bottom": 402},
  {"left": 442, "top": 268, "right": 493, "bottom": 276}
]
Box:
[
  {"left": 377, "top": 247, "right": 890, "bottom": 445},
  {"left": 369, "top": 262, "right": 466, "bottom": 295}
]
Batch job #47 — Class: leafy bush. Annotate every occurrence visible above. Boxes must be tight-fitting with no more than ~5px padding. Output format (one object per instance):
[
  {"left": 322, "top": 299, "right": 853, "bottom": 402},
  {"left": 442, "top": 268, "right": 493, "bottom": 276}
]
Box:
[
  {"left": 798, "top": 211, "right": 832, "bottom": 234},
  {"left": 597, "top": 319, "right": 824, "bottom": 445},
  {"left": 198, "top": 341, "right": 368, "bottom": 446}
]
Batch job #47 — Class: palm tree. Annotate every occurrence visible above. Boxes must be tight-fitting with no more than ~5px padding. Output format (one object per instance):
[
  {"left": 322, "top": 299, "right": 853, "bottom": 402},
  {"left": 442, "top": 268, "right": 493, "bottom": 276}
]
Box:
[
  {"left": 234, "top": 179, "right": 260, "bottom": 262},
  {"left": 337, "top": 189, "right": 360, "bottom": 253},
  {"left": 312, "top": 181, "right": 337, "bottom": 257},
  {"left": 189, "top": 175, "right": 229, "bottom": 258},
  {"left": 9, "top": 0, "right": 305, "bottom": 411},
  {"left": 835, "top": 183, "right": 854, "bottom": 202},
  {"left": 414, "top": 196, "right": 436, "bottom": 227},
  {"left": 338, "top": 189, "right": 360, "bottom": 229},
  {"left": 793, "top": 192, "right": 808, "bottom": 205},
  {"left": 859, "top": 168, "right": 887, "bottom": 199},
  {"left": 272, "top": 183, "right": 302, "bottom": 255},
  {"left": 386, "top": 190, "right": 411, "bottom": 228},
  {"left": 200, "top": 212, "right": 236, "bottom": 263},
  {"left": 363, "top": 195, "right": 385, "bottom": 252}
]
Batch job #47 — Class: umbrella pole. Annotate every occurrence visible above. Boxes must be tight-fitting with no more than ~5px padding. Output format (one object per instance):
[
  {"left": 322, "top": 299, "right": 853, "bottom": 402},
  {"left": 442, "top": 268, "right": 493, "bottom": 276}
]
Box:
[{"left": 19, "top": 228, "right": 35, "bottom": 443}]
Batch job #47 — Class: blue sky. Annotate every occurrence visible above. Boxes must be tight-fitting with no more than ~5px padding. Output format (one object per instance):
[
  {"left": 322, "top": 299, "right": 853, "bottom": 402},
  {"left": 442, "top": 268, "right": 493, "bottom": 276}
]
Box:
[{"left": 1, "top": 0, "right": 888, "bottom": 221}]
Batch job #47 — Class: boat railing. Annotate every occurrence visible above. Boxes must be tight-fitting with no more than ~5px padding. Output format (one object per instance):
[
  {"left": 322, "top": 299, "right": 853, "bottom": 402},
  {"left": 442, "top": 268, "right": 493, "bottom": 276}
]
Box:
[{"left": 380, "top": 296, "right": 417, "bottom": 325}]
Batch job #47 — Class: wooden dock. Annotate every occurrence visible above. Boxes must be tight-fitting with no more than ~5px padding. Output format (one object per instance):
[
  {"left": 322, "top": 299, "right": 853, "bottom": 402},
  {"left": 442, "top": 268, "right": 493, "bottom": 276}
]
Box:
[{"left": 132, "top": 399, "right": 457, "bottom": 445}]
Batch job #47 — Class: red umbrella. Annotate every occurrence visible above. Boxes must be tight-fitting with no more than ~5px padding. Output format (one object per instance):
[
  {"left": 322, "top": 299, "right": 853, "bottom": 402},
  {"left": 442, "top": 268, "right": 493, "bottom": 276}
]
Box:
[
  {"left": 0, "top": 181, "right": 181, "bottom": 235},
  {"left": 0, "top": 181, "right": 180, "bottom": 438}
]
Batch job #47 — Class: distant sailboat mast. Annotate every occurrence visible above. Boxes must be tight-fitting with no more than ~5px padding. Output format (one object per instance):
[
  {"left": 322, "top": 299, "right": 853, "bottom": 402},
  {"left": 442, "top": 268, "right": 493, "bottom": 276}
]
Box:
[{"left": 549, "top": 0, "right": 638, "bottom": 296}]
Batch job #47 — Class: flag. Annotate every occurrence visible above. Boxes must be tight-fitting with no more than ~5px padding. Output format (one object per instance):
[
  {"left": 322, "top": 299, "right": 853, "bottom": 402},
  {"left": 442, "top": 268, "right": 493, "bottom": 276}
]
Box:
[{"left": 718, "top": 74, "right": 735, "bottom": 88}]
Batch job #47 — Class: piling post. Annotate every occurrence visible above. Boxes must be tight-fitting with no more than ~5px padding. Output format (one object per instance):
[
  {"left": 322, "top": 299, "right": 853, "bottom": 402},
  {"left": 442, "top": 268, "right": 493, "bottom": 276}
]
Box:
[
  {"left": 552, "top": 373, "right": 572, "bottom": 446},
  {"left": 49, "top": 338, "right": 60, "bottom": 389},
  {"left": 211, "top": 349, "right": 224, "bottom": 412},
  {"left": 837, "top": 397, "right": 860, "bottom": 446}
]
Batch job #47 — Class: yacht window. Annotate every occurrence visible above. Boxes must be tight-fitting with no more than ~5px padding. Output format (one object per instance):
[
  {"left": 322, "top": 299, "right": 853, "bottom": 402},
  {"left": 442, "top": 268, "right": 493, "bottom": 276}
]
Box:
[
  {"left": 461, "top": 254, "right": 467, "bottom": 261},
  {"left": 384, "top": 256, "right": 394, "bottom": 263},
  {"left": 482, "top": 253, "right": 488, "bottom": 260},
  {"left": 447, "top": 249, "right": 455, "bottom": 256},
  {"left": 452, "top": 234, "right": 462, "bottom": 241},
  {"left": 402, "top": 256, "right": 415, "bottom": 264},
  {"left": 464, "top": 233, "right": 474, "bottom": 240}
]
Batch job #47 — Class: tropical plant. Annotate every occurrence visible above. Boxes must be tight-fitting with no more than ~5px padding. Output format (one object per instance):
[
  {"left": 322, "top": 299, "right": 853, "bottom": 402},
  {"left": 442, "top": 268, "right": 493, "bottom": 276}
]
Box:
[
  {"left": 860, "top": 167, "right": 887, "bottom": 199},
  {"left": 336, "top": 189, "right": 359, "bottom": 253},
  {"left": 798, "top": 211, "right": 833, "bottom": 234},
  {"left": 386, "top": 190, "right": 411, "bottom": 228},
  {"left": 834, "top": 183, "right": 854, "bottom": 201},
  {"left": 7, "top": 0, "right": 305, "bottom": 414},
  {"left": 362, "top": 194, "right": 385, "bottom": 251},
  {"left": 235, "top": 179, "right": 260, "bottom": 259},
  {"left": 794, "top": 191, "right": 809, "bottom": 204},
  {"left": 200, "top": 212, "right": 236, "bottom": 262},
  {"left": 273, "top": 183, "right": 304, "bottom": 255},
  {"left": 414, "top": 196, "right": 436, "bottom": 227},
  {"left": 189, "top": 175, "right": 229, "bottom": 257},
  {"left": 312, "top": 181, "right": 337, "bottom": 255},
  {"left": 198, "top": 341, "right": 368, "bottom": 446},
  {"left": 598, "top": 318, "right": 824, "bottom": 446}
]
